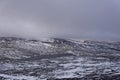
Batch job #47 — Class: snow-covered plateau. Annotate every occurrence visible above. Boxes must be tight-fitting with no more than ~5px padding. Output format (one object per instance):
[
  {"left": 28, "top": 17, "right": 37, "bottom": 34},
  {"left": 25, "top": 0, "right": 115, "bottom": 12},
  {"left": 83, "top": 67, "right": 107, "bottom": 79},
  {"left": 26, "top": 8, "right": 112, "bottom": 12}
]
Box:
[{"left": 0, "top": 37, "right": 120, "bottom": 80}]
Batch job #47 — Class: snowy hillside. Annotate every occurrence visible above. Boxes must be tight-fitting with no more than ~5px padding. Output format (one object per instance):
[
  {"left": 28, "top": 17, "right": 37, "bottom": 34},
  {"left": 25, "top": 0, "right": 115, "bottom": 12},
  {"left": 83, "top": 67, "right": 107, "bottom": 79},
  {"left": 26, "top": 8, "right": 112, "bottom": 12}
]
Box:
[{"left": 0, "top": 37, "right": 120, "bottom": 80}]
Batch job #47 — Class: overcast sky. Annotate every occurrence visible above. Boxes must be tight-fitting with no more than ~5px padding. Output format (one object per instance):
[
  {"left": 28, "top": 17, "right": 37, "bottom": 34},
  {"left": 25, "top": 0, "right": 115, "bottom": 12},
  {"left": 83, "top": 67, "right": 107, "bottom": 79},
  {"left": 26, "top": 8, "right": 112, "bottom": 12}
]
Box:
[{"left": 0, "top": 0, "right": 120, "bottom": 41}]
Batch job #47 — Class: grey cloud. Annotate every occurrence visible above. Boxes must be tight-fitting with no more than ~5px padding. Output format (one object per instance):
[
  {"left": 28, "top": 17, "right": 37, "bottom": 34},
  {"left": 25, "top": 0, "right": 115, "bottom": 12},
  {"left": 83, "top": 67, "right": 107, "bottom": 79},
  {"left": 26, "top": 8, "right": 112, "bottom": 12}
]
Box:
[{"left": 0, "top": 0, "right": 120, "bottom": 41}]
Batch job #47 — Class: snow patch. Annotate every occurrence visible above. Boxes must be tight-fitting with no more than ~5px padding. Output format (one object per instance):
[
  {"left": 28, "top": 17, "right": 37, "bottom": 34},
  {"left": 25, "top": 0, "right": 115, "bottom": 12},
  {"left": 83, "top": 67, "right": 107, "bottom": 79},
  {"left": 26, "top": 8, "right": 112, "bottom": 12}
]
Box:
[{"left": 0, "top": 74, "right": 38, "bottom": 80}]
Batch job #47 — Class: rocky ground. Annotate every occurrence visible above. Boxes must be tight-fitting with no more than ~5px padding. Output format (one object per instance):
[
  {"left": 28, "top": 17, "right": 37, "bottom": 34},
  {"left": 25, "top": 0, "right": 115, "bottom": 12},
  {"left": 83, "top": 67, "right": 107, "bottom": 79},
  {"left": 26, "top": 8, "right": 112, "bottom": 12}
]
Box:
[{"left": 0, "top": 37, "right": 120, "bottom": 80}]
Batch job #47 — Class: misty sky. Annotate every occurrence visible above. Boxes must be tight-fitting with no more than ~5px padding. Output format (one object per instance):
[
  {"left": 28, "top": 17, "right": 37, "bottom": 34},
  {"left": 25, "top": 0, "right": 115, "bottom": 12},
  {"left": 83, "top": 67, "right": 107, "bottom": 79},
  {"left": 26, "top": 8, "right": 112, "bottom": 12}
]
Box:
[{"left": 0, "top": 0, "right": 120, "bottom": 41}]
